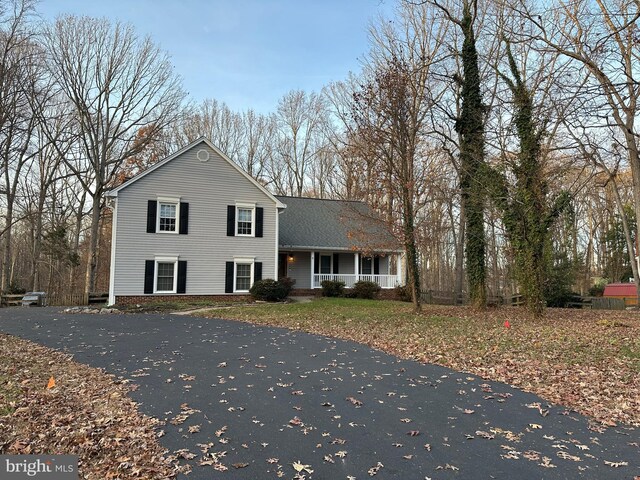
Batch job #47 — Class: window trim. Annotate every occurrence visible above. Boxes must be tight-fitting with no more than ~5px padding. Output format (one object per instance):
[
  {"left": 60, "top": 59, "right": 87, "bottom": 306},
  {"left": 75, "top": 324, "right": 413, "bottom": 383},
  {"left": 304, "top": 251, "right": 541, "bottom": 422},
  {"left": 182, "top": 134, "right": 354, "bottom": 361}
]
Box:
[
  {"left": 235, "top": 203, "right": 255, "bottom": 237},
  {"left": 154, "top": 256, "right": 178, "bottom": 293},
  {"left": 233, "top": 257, "right": 255, "bottom": 293},
  {"left": 156, "top": 197, "right": 180, "bottom": 234}
]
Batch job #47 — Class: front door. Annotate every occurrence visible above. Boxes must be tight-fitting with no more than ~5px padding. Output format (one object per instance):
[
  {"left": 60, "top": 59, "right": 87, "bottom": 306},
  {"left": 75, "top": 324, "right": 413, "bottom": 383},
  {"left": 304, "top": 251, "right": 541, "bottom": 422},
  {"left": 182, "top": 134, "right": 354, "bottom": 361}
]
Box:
[{"left": 278, "top": 253, "right": 288, "bottom": 279}]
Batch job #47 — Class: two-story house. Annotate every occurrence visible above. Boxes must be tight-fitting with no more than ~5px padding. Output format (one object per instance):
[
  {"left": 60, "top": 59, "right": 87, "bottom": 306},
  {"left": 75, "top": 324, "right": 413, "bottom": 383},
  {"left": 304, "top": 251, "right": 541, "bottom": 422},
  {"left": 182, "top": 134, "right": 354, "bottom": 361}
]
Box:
[{"left": 106, "top": 138, "right": 403, "bottom": 305}]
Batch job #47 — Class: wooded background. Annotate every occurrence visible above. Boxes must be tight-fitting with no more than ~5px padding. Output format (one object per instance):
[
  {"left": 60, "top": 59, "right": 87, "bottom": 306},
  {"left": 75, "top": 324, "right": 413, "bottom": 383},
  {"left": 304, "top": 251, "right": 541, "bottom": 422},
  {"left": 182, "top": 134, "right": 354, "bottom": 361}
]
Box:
[{"left": 1, "top": 0, "right": 638, "bottom": 315}]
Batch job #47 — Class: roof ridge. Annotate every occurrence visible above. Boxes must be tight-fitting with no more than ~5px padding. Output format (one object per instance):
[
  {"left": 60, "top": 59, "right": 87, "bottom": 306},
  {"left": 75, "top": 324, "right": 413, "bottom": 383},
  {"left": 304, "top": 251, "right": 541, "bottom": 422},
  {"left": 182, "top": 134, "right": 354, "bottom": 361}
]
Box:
[{"left": 275, "top": 195, "right": 365, "bottom": 204}]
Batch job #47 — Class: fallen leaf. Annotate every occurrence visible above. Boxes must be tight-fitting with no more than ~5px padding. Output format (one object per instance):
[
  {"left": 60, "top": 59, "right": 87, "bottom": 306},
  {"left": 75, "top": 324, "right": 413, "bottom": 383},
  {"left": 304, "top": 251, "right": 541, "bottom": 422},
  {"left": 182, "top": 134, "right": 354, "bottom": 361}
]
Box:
[
  {"left": 604, "top": 460, "right": 629, "bottom": 468},
  {"left": 292, "top": 461, "right": 313, "bottom": 474}
]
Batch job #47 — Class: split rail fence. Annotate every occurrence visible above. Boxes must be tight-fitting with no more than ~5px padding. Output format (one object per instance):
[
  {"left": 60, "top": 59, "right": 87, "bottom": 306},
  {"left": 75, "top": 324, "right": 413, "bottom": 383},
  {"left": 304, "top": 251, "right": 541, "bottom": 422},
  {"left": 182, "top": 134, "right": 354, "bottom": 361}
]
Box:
[{"left": 0, "top": 292, "right": 108, "bottom": 307}]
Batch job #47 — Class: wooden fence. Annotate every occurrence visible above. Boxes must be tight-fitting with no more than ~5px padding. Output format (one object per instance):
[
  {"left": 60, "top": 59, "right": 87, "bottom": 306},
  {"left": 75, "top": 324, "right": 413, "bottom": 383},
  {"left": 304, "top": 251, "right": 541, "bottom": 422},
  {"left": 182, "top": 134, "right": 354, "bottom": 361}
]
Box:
[
  {"left": 419, "top": 290, "right": 632, "bottom": 311},
  {"left": 0, "top": 292, "right": 108, "bottom": 307},
  {"left": 0, "top": 294, "right": 24, "bottom": 307},
  {"left": 420, "top": 289, "right": 507, "bottom": 306}
]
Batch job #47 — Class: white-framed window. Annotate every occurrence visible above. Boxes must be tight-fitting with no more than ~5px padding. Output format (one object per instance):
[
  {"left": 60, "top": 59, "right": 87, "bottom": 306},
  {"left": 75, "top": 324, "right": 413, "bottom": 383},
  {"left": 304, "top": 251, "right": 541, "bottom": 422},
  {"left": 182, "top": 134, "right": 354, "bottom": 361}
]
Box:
[
  {"left": 361, "top": 257, "right": 373, "bottom": 275},
  {"left": 157, "top": 197, "right": 180, "bottom": 233},
  {"left": 236, "top": 204, "right": 255, "bottom": 236},
  {"left": 154, "top": 257, "right": 178, "bottom": 293},
  {"left": 234, "top": 257, "right": 254, "bottom": 292}
]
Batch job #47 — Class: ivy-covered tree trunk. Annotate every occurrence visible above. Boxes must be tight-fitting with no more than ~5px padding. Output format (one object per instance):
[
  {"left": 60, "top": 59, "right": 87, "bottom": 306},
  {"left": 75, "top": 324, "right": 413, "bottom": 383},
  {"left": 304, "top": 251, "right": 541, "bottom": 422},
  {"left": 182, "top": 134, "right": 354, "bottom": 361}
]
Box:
[
  {"left": 492, "top": 43, "right": 569, "bottom": 318},
  {"left": 457, "top": 2, "right": 487, "bottom": 308}
]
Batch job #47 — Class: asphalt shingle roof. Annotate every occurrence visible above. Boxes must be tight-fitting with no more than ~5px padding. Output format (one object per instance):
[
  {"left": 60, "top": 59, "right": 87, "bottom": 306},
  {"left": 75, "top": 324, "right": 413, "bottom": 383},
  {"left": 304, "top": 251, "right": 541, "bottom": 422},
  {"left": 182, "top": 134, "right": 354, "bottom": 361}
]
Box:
[{"left": 275, "top": 196, "right": 398, "bottom": 251}]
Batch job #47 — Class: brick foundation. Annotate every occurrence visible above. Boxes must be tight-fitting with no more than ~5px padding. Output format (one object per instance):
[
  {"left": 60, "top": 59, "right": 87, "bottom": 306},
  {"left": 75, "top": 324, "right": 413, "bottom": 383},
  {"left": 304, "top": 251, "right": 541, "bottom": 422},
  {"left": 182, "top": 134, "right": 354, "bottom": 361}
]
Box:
[
  {"left": 115, "top": 294, "right": 252, "bottom": 306},
  {"left": 376, "top": 289, "right": 401, "bottom": 300},
  {"left": 289, "top": 289, "right": 322, "bottom": 297},
  {"left": 116, "top": 289, "right": 401, "bottom": 306},
  {"left": 289, "top": 288, "right": 401, "bottom": 301}
]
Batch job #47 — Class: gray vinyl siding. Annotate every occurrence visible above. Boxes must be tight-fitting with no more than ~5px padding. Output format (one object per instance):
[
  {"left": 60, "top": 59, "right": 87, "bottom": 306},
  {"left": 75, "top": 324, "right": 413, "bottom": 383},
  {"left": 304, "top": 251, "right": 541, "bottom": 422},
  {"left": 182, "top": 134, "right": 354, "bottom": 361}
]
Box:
[
  {"left": 284, "top": 252, "right": 390, "bottom": 289},
  {"left": 113, "top": 143, "right": 277, "bottom": 295},
  {"left": 379, "top": 256, "right": 389, "bottom": 275},
  {"left": 338, "top": 253, "right": 355, "bottom": 274},
  {"left": 286, "top": 251, "right": 311, "bottom": 289}
]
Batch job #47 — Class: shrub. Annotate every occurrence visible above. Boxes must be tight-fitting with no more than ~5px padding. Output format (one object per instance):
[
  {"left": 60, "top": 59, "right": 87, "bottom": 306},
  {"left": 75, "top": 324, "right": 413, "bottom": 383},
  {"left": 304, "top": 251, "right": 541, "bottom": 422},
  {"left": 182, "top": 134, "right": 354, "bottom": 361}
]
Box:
[
  {"left": 278, "top": 276, "right": 296, "bottom": 294},
  {"left": 351, "top": 281, "right": 381, "bottom": 299},
  {"left": 544, "top": 252, "right": 578, "bottom": 307},
  {"left": 588, "top": 279, "right": 607, "bottom": 297},
  {"left": 6, "top": 283, "right": 26, "bottom": 295},
  {"left": 250, "top": 278, "right": 293, "bottom": 302},
  {"left": 394, "top": 285, "right": 412, "bottom": 302},
  {"left": 321, "top": 280, "right": 345, "bottom": 297}
]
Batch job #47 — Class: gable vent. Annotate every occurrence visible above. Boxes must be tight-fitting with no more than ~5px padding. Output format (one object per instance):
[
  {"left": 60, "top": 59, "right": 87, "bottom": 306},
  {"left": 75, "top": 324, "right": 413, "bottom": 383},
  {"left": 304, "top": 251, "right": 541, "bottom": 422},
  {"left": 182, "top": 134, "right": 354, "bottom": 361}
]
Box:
[{"left": 196, "top": 149, "right": 210, "bottom": 162}]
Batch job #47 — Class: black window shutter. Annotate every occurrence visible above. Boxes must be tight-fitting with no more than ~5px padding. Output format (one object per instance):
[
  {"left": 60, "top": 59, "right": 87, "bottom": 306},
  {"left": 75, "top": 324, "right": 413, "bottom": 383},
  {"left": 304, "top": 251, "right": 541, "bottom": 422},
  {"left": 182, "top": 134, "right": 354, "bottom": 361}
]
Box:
[
  {"left": 146, "top": 200, "right": 157, "bottom": 233},
  {"left": 144, "top": 260, "right": 154, "bottom": 294},
  {"left": 254, "top": 262, "right": 262, "bottom": 282},
  {"left": 333, "top": 253, "right": 340, "bottom": 274},
  {"left": 225, "top": 261, "right": 234, "bottom": 293},
  {"left": 314, "top": 252, "right": 319, "bottom": 274},
  {"left": 255, "top": 207, "right": 264, "bottom": 237},
  {"left": 177, "top": 261, "right": 187, "bottom": 293},
  {"left": 179, "top": 202, "right": 189, "bottom": 235},
  {"left": 227, "top": 206, "right": 235, "bottom": 236},
  {"left": 374, "top": 256, "right": 380, "bottom": 275}
]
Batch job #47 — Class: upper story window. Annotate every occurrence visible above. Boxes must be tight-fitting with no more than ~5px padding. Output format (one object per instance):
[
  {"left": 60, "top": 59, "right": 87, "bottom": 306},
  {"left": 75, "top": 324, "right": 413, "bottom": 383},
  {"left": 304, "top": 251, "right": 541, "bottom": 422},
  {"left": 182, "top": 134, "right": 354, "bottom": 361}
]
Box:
[
  {"left": 227, "top": 203, "right": 262, "bottom": 238},
  {"left": 236, "top": 207, "right": 254, "bottom": 236},
  {"left": 158, "top": 202, "right": 177, "bottom": 232}
]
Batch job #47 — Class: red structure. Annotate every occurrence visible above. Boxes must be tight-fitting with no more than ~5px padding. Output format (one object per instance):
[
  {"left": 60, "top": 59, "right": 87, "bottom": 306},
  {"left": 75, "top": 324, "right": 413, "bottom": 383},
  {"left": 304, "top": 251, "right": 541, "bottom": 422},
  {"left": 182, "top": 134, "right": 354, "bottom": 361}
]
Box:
[{"left": 603, "top": 283, "right": 638, "bottom": 306}]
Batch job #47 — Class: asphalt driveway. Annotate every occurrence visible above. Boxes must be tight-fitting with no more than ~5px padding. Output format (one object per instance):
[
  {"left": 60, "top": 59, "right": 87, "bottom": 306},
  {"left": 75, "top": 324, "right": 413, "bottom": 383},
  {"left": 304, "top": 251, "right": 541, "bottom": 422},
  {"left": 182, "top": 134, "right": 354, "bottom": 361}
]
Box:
[{"left": 0, "top": 307, "right": 638, "bottom": 479}]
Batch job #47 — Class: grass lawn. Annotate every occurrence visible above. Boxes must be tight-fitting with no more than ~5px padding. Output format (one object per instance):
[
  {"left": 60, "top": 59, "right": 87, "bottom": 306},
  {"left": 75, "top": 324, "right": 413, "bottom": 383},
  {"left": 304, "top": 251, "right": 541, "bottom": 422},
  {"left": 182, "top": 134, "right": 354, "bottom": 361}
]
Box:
[
  {"left": 0, "top": 334, "right": 178, "bottom": 479},
  {"left": 202, "top": 297, "right": 640, "bottom": 427}
]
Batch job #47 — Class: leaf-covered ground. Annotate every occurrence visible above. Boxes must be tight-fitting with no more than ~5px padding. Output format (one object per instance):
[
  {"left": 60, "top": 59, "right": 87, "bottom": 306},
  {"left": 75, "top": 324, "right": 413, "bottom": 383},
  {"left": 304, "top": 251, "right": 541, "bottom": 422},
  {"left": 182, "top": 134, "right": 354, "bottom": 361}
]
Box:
[
  {"left": 203, "top": 298, "right": 640, "bottom": 427},
  {"left": 0, "top": 333, "right": 178, "bottom": 479}
]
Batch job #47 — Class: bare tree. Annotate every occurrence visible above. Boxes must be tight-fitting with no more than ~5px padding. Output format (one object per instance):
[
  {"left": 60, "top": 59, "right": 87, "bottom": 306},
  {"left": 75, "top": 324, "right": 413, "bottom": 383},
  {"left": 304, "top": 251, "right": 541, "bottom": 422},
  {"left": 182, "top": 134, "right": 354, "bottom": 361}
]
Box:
[
  {"left": 340, "top": 2, "right": 449, "bottom": 311},
  {"left": 274, "top": 90, "right": 329, "bottom": 196},
  {"left": 513, "top": 0, "right": 640, "bottom": 298},
  {"left": 0, "top": 0, "right": 46, "bottom": 291},
  {"left": 43, "top": 15, "right": 186, "bottom": 294},
  {"left": 241, "top": 109, "right": 275, "bottom": 181}
]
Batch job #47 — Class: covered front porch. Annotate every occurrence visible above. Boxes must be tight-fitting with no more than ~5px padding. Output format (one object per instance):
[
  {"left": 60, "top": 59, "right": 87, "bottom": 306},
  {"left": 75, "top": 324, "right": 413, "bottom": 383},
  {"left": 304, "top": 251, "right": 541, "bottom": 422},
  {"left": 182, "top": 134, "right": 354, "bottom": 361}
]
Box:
[{"left": 278, "top": 250, "right": 403, "bottom": 290}]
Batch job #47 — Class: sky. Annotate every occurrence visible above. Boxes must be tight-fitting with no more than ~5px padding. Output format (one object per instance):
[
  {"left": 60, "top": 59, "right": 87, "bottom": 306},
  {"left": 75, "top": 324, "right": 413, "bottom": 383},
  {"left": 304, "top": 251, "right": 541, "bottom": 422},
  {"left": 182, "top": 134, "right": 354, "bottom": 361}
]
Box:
[{"left": 38, "top": 0, "right": 396, "bottom": 114}]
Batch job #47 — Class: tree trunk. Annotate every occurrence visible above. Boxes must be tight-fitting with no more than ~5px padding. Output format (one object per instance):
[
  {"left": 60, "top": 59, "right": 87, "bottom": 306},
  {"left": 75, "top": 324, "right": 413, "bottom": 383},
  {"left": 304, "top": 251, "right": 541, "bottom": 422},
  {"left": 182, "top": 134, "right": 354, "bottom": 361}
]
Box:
[
  {"left": 2, "top": 200, "right": 14, "bottom": 292},
  {"left": 403, "top": 189, "right": 421, "bottom": 312},
  {"left": 30, "top": 191, "right": 46, "bottom": 291},
  {"left": 84, "top": 193, "right": 102, "bottom": 295},
  {"left": 610, "top": 175, "right": 640, "bottom": 305},
  {"left": 458, "top": 2, "right": 486, "bottom": 308},
  {"left": 70, "top": 193, "right": 86, "bottom": 290},
  {"left": 453, "top": 200, "right": 465, "bottom": 304}
]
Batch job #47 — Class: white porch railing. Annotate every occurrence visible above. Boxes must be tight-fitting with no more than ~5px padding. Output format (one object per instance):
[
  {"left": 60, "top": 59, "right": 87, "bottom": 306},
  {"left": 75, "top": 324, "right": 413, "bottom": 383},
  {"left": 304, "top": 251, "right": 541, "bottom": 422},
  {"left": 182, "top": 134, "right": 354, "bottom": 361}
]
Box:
[{"left": 313, "top": 274, "right": 400, "bottom": 289}]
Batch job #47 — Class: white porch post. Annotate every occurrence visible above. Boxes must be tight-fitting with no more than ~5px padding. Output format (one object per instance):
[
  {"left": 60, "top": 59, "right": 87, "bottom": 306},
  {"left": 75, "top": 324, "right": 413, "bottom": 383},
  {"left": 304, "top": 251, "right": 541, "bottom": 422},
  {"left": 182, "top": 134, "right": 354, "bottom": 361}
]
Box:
[
  {"left": 310, "top": 251, "right": 315, "bottom": 289},
  {"left": 354, "top": 252, "right": 360, "bottom": 281}
]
